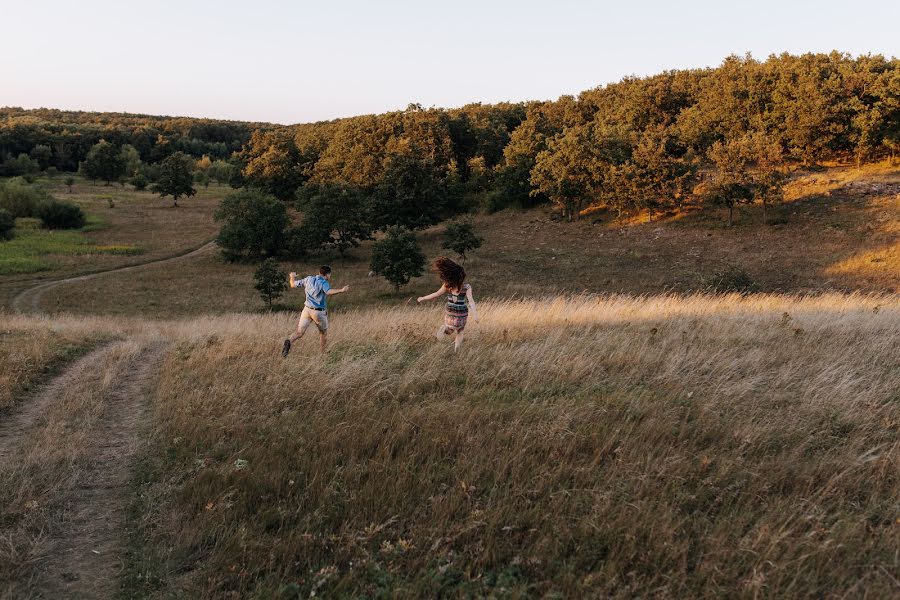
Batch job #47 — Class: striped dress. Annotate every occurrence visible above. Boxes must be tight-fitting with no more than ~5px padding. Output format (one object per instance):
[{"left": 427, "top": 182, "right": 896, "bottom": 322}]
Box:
[{"left": 444, "top": 284, "right": 470, "bottom": 331}]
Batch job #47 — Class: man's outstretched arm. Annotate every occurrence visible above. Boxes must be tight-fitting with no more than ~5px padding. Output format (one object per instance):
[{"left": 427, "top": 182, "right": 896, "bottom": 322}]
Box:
[{"left": 326, "top": 284, "right": 350, "bottom": 296}]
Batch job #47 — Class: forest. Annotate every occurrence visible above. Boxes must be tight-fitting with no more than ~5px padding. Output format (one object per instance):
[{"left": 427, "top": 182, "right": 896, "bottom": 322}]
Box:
[{"left": 3, "top": 52, "right": 898, "bottom": 228}]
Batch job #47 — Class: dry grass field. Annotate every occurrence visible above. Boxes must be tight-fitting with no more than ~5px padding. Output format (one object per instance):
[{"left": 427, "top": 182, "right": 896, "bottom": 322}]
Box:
[
  {"left": 2, "top": 293, "right": 897, "bottom": 597},
  {"left": 26, "top": 164, "right": 899, "bottom": 317},
  {"left": 1, "top": 165, "right": 899, "bottom": 597}
]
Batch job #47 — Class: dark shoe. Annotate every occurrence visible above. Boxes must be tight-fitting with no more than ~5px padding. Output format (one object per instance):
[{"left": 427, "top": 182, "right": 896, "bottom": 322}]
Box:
[{"left": 281, "top": 339, "right": 291, "bottom": 358}]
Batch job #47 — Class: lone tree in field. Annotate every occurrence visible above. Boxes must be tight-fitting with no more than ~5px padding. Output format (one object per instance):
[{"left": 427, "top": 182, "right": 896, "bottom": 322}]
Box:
[
  {"left": 64, "top": 176, "right": 75, "bottom": 193},
  {"left": 253, "top": 258, "right": 287, "bottom": 309},
  {"left": 442, "top": 220, "right": 483, "bottom": 262},
  {"left": 370, "top": 226, "right": 425, "bottom": 292},
  {"left": 81, "top": 140, "right": 127, "bottom": 185},
  {"left": 152, "top": 152, "right": 196, "bottom": 207}
]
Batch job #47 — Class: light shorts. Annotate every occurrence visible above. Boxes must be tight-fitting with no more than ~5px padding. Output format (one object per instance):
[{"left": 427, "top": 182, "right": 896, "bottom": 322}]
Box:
[{"left": 297, "top": 306, "right": 328, "bottom": 333}]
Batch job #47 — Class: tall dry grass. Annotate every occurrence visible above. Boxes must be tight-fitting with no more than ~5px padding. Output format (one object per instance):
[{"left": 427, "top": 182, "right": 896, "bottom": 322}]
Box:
[{"left": 119, "top": 293, "right": 900, "bottom": 598}]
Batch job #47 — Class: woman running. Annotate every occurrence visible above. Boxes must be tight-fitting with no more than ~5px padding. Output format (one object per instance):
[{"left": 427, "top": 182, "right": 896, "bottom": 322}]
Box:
[{"left": 417, "top": 257, "right": 478, "bottom": 351}]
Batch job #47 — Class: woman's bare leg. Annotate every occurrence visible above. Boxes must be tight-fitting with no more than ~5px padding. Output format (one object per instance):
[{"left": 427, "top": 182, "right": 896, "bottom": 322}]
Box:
[{"left": 454, "top": 330, "right": 464, "bottom": 351}]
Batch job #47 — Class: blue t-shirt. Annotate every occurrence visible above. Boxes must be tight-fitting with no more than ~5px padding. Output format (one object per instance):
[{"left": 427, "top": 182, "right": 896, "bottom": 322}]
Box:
[{"left": 295, "top": 275, "right": 331, "bottom": 310}]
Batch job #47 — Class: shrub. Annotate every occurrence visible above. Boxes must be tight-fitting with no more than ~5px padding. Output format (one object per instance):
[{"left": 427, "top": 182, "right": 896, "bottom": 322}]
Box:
[
  {"left": 0, "top": 208, "right": 14, "bottom": 241},
  {"left": 0, "top": 178, "right": 52, "bottom": 218},
  {"left": 64, "top": 176, "right": 75, "bottom": 193},
  {"left": 131, "top": 173, "right": 148, "bottom": 191},
  {"left": 370, "top": 226, "right": 425, "bottom": 292},
  {"left": 37, "top": 200, "right": 86, "bottom": 230},
  {"left": 253, "top": 258, "right": 287, "bottom": 309},
  {"left": 707, "top": 266, "right": 760, "bottom": 294},
  {"left": 44, "top": 166, "right": 58, "bottom": 178}
]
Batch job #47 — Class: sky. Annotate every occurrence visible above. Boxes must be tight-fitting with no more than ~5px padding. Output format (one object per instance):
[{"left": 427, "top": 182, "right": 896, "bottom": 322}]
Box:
[{"left": 2, "top": 0, "right": 898, "bottom": 125}]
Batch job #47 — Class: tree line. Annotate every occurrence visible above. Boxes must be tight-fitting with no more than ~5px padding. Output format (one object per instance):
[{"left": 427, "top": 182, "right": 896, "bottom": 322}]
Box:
[
  {"left": 239, "top": 51, "right": 899, "bottom": 222},
  {"left": 0, "top": 107, "right": 268, "bottom": 175}
]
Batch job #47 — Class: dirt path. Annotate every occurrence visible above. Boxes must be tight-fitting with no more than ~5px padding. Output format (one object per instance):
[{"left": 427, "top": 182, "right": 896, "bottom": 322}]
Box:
[
  {"left": 0, "top": 344, "right": 116, "bottom": 462},
  {"left": 0, "top": 341, "right": 168, "bottom": 599},
  {"left": 10, "top": 240, "right": 216, "bottom": 314}
]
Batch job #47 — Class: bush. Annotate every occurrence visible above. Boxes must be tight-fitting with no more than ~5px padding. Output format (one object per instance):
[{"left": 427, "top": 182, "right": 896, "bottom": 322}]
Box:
[
  {"left": 215, "top": 189, "right": 289, "bottom": 261},
  {"left": 0, "top": 178, "right": 53, "bottom": 218},
  {"left": 707, "top": 266, "right": 760, "bottom": 294},
  {"left": 131, "top": 173, "right": 148, "bottom": 191},
  {"left": 0, "top": 208, "right": 14, "bottom": 241},
  {"left": 37, "top": 200, "right": 86, "bottom": 230}
]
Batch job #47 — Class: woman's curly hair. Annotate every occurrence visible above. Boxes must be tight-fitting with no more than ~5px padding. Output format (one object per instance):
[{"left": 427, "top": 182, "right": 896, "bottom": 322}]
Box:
[{"left": 432, "top": 256, "right": 466, "bottom": 291}]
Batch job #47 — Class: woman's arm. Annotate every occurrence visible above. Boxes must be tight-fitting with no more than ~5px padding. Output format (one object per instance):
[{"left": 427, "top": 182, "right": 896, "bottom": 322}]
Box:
[
  {"left": 466, "top": 285, "right": 478, "bottom": 322},
  {"left": 417, "top": 285, "right": 447, "bottom": 303}
]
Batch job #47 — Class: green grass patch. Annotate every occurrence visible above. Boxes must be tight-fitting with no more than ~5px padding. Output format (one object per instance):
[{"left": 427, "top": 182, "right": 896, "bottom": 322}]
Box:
[{"left": 0, "top": 216, "right": 141, "bottom": 274}]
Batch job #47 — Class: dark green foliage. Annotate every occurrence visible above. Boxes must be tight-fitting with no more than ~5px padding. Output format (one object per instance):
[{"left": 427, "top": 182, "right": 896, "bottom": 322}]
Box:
[
  {"left": 0, "top": 153, "right": 40, "bottom": 177},
  {"left": 29, "top": 144, "right": 53, "bottom": 169},
  {"left": 0, "top": 178, "right": 53, "bottom": 218},
  {"left": 0, "top": 107, "right": 264, "bottom": 172},
  {"left": 442, "top": 220, "right": 483, "bottom": 261},
  {"left": 64, "top": 176, "right": 75, "bottom": 193},
  {"left": 80, "top": 140, "right": 127, "bottom": 184},
  {"left": 370, "top": 155, "right": 452, "bottom": 230},
  {"left": 0, "top": 208, "right": 14, "bottom": 241},
  {"left": 707, "top": 265, "right": 760, "bottom": 294},
  {"left": 215, "top": 189, "right": 289, "bottom": 261},
  {"left": 131, "top": 173, "right": 148, "bottom": 191},
  {"left": 295, "top": 183, "right": 373, "bottom": 256},
  {"left": 370, "top": 226, "right": 425, "bottom": 292},
  {"left": 151, "top": 152, "right": 196, "bottom": 207},
  {"left": 37, "top": 200, "right": 86, "bottom": 229},
  {"left": 253, "top": 258, "right": 287, "bottom": 309}
]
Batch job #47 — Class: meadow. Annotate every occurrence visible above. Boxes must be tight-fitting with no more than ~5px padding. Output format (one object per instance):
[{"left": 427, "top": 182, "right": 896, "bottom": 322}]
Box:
[
  {"left": 1, "top": 165, "right": 898, "bottom": 598},
  {"left": 22, "top": 164, "right": 900, "bottom": 317},
  {"left": 1, "top": 293, "right": 898, "bottom": 597}
]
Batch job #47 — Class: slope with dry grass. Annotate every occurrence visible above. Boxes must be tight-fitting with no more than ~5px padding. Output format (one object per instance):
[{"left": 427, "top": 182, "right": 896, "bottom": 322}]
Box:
[
  {"left": 35, "top": 165, "right": 900, "bottom": 317},
  {"left": 115, "top": 294, "right": 900, "bottom": 598}
]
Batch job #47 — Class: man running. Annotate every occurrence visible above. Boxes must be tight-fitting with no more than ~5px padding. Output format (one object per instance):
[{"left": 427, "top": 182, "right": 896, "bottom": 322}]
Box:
[{"left": 282, "top": 266, "right": 349, "bottom": 356}]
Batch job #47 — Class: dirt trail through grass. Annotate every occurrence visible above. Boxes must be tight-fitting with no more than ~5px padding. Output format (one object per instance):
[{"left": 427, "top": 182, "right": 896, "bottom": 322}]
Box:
[
  {"left": 10, "top": 240, "right": 216, "bottom": 313},
  {"left": 0, "top": 340, "right": 168, "bottom": 598}
]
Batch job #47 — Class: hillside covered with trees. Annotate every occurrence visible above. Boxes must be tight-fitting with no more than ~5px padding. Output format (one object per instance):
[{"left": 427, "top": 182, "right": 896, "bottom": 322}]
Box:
[{"left": 3, "top": 52, "right": 898, "bottom": 234}]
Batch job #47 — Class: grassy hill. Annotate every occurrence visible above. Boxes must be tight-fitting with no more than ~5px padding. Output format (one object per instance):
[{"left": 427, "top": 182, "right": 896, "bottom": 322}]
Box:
[
  {"left": 2, "top": 293, "right": 898, "bottom": 597},
  {"left": 3, "top": 164, "right": 895, "bottom": 317}
]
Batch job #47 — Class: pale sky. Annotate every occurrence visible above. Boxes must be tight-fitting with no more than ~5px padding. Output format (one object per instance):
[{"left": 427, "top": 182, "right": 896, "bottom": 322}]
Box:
[{"left": 2, "top": 0, "right": 898, "bottom": 125}]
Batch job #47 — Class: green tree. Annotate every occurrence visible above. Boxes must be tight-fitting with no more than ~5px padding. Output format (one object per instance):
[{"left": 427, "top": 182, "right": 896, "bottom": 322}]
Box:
[
  {"left": 253, "top": 257, "right": 287, "bottom": 309},
  {"left": 215, "top": 189, "right": 289, "bottom": 261},
  {"left": 29, "top": 145, "right": 53, "bottom": 170},
  {"left": 64, "top": 176, "right": 75, "bottom": 193},
  {"left": 208, "top": 160, "right": 235, "bottom": 185},
  {"left": 120, "top": 144, "right": 142, "bottom": 178},
  {"left": 442, "top": 220, "right": 483, "bottom": 262},
  {"left": 81, "top": 140, "right": 127, "bottom": 185},
  {"left": 295, "top": 183, "right": 373, "bottom": 257},
  {"left": 370, "top": 226, "right": 425, "bottom": 292},
  {"left": 241, "top": 130, "right": 307, "bottom": 200},
  {"left": 0, "top": 208, "right": 14, "bottom": 241},
  {"left": 152, "top": 151, "right": 196, "bottom": 207},
  {"left": 370, "top": 154, "right": 450, "bottom": 230},
  {"left": 616, "top": 126, "right": 696, "bottom": 220}
]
